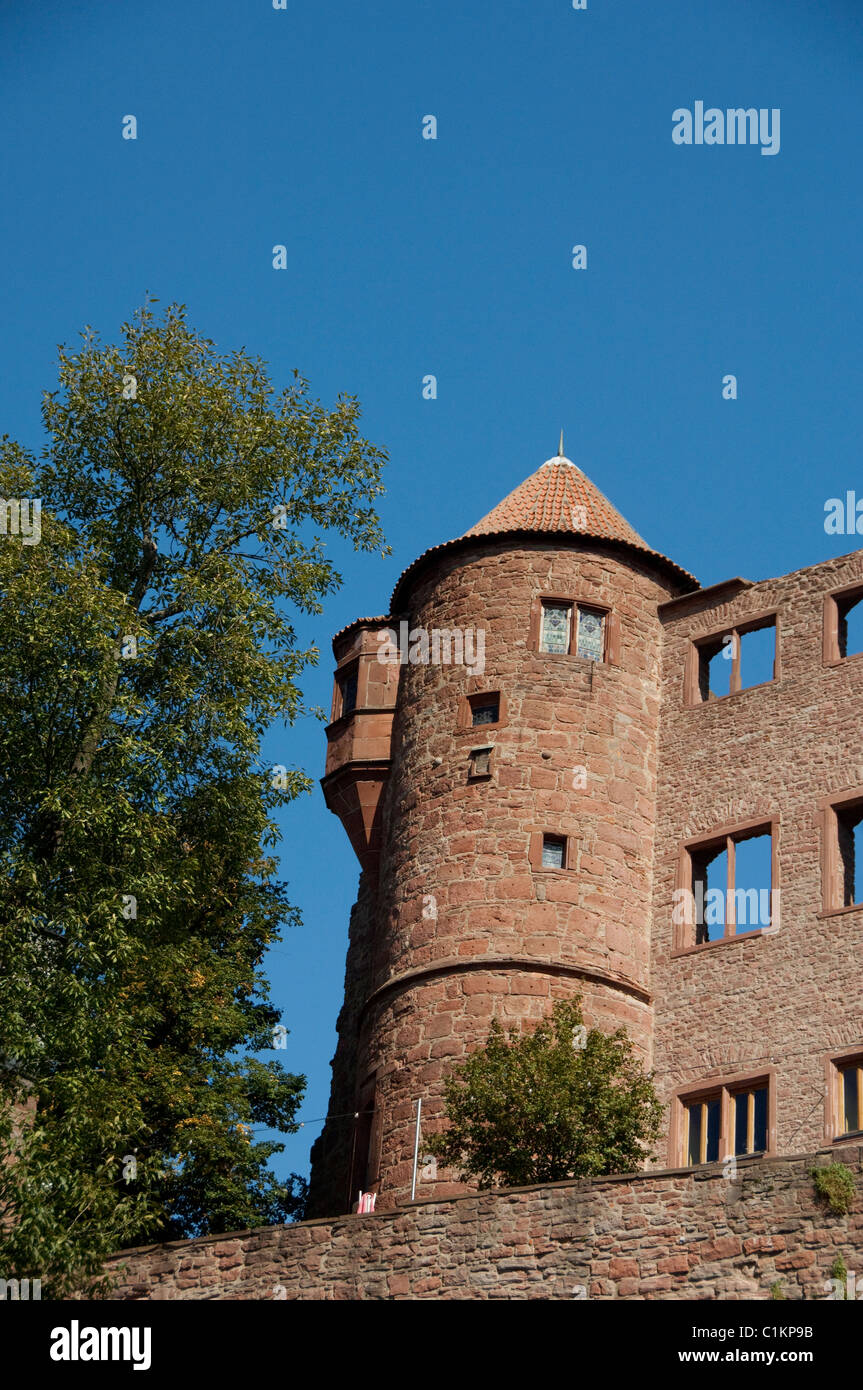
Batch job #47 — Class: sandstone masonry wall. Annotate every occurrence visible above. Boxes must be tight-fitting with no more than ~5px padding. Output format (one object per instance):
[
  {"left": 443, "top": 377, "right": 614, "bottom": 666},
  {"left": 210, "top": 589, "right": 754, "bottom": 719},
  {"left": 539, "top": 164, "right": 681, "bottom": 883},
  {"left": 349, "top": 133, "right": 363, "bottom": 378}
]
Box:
[
  {"left": 324, "top": 539, "right": 679, "bottom": 1210},
  {"left": 107, "top": 1148, "right": 863, "bottom": 1301},
  {"left": 653, "top": 550, "right": 863, "bottom": 1165}
]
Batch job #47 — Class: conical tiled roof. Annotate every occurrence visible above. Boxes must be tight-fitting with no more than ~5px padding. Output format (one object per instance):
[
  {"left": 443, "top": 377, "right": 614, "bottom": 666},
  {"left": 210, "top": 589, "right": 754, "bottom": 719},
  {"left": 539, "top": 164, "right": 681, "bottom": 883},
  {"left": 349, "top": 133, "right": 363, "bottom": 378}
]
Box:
[
  {"left": 389, "top": 447, "right": 698, "bottom": 611},
  {"left": 463, "top": 452, "right": 650, "bottom": 549}
]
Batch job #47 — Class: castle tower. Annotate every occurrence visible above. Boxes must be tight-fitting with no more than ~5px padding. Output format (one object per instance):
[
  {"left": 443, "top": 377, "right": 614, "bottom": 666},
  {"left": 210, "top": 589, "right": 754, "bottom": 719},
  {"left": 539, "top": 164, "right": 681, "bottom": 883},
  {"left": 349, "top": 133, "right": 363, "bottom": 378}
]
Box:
[{"left": 307, "top": 446, "right": 698, "bottom": 1215}]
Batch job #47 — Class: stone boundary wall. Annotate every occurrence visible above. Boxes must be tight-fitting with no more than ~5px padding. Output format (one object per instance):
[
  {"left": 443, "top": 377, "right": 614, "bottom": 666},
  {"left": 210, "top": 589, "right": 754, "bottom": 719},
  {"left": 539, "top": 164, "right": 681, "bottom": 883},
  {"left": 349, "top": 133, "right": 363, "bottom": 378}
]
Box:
[{"left": 104, "top": 1148, "right": 863, "bottom": 1300}]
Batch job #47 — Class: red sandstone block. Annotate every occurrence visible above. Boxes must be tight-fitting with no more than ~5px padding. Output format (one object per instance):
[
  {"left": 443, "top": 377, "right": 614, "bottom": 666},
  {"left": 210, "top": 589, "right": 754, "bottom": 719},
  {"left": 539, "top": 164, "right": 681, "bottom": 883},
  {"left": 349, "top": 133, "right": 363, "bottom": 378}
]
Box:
[
  {"left": 466, "top": 908, "right": 514, "bottom": 929},
  {"left": 493, "top": 877, "right": 533, "bottom": 901},
  {"left": 638, "top": 1276, "right": 673, "bottom": 1293},
  {"left": 743, "top": 1235, "right": 786, "bottom": 1254},
  {"left": 775, "top": 1252, "right": 816, "bottom": 1271},
  {"left": 616, "top": 1277, "right": 640, "bottom": 1296},
  {"left": 450, "top": 836, "right": 475, "bottom": 855},
  {"left": 418, "top": 1062, "right": 445, "bottom": 1083},
  {"left": 496, "top": 767, "right": 524, "bottom": 789},
  {"left": 579, "top": 855, "right": 606, "bottom": 877},
  {"left": 509, "top": 977, "right": 551, "bottom": 996},
  {"left": 524, "top": 936, "right": 560, "bottom": 954},
  {"left": 606, "top": 924, "right": 632, "bottom": 954},
  {"left": 463, "top": 975, "right": 508, "bottom": 994},
  {"left": 529, "top": 770, "right": 558, "bottom": 790},
  {"left": 608, "top": 1258, "right": 639, "bottom": 1278},
  {"left": 525, "top": 905, "right": 556, "bottom": 929},
  {"left": 466, "top": 997, "right": 494, "bottom": 1015},
  {"left": 701, "top": 1237, "right": 742, "bottom": 1260},
  {"left": 449, "top": 881, "right": 485, "bottom": 905},
  {"left": 545, "top": 879, "right": 582, "bottom": 905}
]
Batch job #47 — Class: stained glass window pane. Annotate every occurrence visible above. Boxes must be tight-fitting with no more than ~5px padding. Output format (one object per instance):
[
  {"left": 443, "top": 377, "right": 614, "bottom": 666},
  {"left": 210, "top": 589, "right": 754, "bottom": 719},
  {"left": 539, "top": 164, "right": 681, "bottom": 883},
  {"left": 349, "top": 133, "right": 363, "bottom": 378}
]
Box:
[
  {"left": 542, "top": 836, "right": 565, "bottom": 868},
  {"left": 540, "top": 603, "right": 571, "bottom": 654},
  {"left": 472, "top": 703, "right": 499, "bottom": 726},
  {"left": 576, "top": 606, "right": 605, "bottom": 662}
]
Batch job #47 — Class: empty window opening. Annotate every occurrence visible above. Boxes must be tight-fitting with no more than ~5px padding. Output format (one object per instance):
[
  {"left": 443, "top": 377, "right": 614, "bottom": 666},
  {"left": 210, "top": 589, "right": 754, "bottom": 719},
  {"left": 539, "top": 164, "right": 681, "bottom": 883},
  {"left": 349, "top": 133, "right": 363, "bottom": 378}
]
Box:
[
  {"left": 691, "top": 844, "right": 728, "bottom": 943},
  {"left": 837, "top": 803, "right": 863, "bottom": 906},
  {"left": 738, "top": 625, "right": 775, "bottom": 689},
  {"left": 469, "top": 747, "right": 492, "bottom": 779},
  {"left": 732, "top": 833, "right": 773, "bottom": 936},
  {"left": 838, "top": 591, "right": 863, "bottom": 659},
  {"left": 687, "top": 826, "right": 773, "bottom": 944},
  {"left": 471, "top": 698, "right": 500, "bottom": 726},
  {"left": 698, "top": 636, "right": 731, "bottom": 700},
  {"left": 542, "top": 834, "right": 567, "bottom": 869},
  {"left": 697, "top": 619, "right": 776, "bottom": 701}
]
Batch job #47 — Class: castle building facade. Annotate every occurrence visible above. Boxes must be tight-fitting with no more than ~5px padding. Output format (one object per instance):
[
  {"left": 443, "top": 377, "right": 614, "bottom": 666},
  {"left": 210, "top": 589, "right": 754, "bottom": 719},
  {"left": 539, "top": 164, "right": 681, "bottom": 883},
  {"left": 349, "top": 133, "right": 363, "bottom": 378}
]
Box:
[{"left": 307, "top": 447, "right": 863, "bottom": 1216}]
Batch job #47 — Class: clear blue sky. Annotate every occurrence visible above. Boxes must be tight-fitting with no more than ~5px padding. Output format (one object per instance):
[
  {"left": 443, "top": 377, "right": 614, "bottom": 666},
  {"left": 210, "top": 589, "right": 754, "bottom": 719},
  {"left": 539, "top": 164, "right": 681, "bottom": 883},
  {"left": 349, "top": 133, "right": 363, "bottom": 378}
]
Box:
[{"left": 2, "top": 0, "right": 861, "bottom": 1186}]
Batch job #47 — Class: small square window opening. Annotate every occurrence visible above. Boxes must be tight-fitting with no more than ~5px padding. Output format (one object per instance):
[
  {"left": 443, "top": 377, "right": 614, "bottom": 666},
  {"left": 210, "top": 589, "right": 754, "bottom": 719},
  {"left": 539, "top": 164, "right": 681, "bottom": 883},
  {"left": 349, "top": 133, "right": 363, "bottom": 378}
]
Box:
[
  {"left": 542, "top": 834, "right": 567, "bottom": 869},
  {"left": 469, "top": 747, "right": 492, "bottom": 779}
]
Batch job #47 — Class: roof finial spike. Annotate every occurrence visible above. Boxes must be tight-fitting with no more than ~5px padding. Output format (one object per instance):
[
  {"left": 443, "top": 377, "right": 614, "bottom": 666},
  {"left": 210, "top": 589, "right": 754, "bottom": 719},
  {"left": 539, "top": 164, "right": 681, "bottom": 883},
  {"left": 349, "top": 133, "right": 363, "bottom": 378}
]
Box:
[{"left": 558, "top": 428, "right": 565, "bottom": 458}]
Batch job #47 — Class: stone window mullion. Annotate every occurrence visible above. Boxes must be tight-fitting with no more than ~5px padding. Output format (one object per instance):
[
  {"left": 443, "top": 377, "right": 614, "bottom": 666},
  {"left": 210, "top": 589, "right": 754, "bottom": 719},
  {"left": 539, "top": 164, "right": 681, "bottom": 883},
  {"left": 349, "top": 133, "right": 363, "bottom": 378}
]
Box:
[
  {"left": 725, "top": 835, "right": 736, "bottom": 937},
  {"left": 729, "top": 628, "right": 742, "bottom": 694}
]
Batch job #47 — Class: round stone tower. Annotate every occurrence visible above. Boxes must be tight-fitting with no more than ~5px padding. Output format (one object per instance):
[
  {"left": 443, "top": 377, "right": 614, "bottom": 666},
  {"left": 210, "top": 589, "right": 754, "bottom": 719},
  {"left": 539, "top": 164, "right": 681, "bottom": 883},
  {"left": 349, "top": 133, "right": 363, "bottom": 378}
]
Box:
[{"left": 308, "top": 444, "right": 697, "bottom": 1215}]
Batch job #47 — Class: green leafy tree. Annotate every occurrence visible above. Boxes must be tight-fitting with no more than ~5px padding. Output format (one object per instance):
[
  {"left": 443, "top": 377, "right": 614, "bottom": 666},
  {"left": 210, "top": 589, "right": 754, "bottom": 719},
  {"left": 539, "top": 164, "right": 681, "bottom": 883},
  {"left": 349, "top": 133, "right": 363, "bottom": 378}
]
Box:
[
  {"left": 0, "top": 300, "right": 388, "bottom": 1295},
  {"left": 427, "top": 998, "right": 663, "bottom": 1189}
]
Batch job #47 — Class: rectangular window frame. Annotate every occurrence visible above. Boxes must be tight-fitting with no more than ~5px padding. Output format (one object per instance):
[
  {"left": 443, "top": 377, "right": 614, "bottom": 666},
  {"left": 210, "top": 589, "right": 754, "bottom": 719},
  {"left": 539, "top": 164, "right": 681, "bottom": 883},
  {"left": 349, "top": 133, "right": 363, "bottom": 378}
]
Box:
[
  {"left": 684, "top": 611, "right": 780, "bottom": 706},
  {"left": 673, "top": 815, "right": 778, "bottom": 954},
  {"left": 824, "top": 580, "right": 863, "bottom": 666},
  {"left": 333, "top": 658, "right": 361, "bottom": 721},
  {"left": 457, "top": 690, "right": 506, "bottom": 733},
  {"left": 671, "top": 1070, "right": 775, "bottom": 1168},
  {"left": 825, "top": 1046, "right": 863, "bottom": 1144},
  {"left": 819, "top": 786, "right": 863, "bottom": 916},
  {"left": 529, "top": 830, "right": 577, "bottom": 872},
  {"left": 467, "top": 745, "right": 495, "bottom": 782},
  {"left": 529, "top": 594, "right": 619, "bottom": 665}
]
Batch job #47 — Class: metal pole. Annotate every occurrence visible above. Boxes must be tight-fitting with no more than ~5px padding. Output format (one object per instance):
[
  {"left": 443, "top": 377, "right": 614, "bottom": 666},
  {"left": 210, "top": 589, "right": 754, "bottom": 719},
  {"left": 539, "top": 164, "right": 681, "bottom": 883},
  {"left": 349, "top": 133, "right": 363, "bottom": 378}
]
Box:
[
  {"left": 410, "top": 1097, "right": 422, "bottom": 1201},
  {"left": 347, "top": 1111, "right": 358, "bottom": 1214}
]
